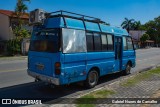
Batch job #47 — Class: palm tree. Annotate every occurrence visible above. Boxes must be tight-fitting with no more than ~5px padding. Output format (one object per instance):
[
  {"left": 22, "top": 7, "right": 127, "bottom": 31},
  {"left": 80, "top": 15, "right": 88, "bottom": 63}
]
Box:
[
  {"left": 121, "top": 18, "right": 135, "bottom": 33},
  {"left": 132, "top": 21, "right": 141, "bottom": 30},
  {"left": 15, "top": 0, "right": 30, "bottom": 28}
]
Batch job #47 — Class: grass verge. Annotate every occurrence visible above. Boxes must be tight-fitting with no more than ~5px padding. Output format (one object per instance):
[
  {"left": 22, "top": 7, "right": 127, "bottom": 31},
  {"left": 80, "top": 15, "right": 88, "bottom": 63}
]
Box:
[
  {"left": 121, "top": 67, "right": 160, "bottom": 87},
  {"left": 76, "top": 90, "right": 115, "bottom": 107}
]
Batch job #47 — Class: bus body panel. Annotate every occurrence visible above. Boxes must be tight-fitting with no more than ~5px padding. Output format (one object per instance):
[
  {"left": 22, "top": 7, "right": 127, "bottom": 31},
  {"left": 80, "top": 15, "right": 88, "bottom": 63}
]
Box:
[
  {"left": 28, "top": 51, "right": 61, "bottom": 77},
  {"left": 85, "top": 22, "right": 100, "bottom": 32},
  {"left": 65, "top": 18, "right": 85, "bottom": 30},
  {"left": 86, "top": 52, "right": 115, "bottom": 76},
  {"left": 122, "top": 50, "right": 136, "bottom": 70},
  {"left": 45, "top": 17, "right": 64, "bottom": 28},
  {"left": 61, "top": 53, "right": 87, "bottom": 84},
  {"left": 60, "top": 52, "right": 115, "bottom": 84}
]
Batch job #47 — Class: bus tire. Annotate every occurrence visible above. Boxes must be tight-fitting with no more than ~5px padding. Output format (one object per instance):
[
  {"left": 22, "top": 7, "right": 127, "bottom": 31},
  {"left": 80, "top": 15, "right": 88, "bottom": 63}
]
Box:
[
  {"left": 123, "top": 62, "right": 131, "bottom": 75},
  {"left": 35, "top": 78, "right": 40, "bottom": 82},
  {"left": 84, "top": 70, "right": 98, "bottom": 88}
]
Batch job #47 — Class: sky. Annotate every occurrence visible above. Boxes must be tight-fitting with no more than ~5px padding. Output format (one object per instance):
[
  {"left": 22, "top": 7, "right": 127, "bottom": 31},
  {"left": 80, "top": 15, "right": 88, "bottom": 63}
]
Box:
[{"left": 0, "top": 0, "right": 160, "bottom": 26}]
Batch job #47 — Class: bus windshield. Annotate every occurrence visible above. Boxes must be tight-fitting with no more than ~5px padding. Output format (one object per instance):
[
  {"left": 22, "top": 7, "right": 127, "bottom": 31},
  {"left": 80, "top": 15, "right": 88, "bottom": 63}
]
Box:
[{"left": 29, "top": 29, "right": 60, "bottom": 53}]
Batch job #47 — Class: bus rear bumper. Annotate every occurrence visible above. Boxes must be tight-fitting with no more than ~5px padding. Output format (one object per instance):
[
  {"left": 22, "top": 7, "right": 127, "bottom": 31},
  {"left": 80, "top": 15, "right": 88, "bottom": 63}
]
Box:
[{"left": 27, "top": 69, "right": 60, "bottom": 85}]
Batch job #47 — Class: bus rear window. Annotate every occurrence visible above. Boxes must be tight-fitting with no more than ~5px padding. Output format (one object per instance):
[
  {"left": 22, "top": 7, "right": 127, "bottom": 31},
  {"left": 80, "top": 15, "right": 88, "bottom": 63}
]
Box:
[
  {"left": 29, "top": 29, "right": 60, "bottom": 53},
  {"left": 30, "top": 40, "right": 59, "bottom": 52}
]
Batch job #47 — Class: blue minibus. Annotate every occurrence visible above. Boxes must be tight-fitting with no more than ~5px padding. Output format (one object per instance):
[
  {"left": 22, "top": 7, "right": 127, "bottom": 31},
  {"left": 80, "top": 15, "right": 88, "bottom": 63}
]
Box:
[{"left": 27, "top": 10, "right": 136, "bottom": 88}]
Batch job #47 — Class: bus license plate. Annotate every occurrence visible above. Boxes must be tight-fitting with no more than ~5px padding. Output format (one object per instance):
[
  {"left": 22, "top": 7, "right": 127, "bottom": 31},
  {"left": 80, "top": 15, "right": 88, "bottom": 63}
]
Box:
[{"left": 36, "top": 64, "right": 44, "bottom": 70}]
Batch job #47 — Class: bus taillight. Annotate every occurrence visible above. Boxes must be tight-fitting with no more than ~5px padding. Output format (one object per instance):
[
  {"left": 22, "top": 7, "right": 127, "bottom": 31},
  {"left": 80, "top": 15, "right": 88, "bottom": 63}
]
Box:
[{"left": 55, "top": 62, "right": 61, "bottom": 75}]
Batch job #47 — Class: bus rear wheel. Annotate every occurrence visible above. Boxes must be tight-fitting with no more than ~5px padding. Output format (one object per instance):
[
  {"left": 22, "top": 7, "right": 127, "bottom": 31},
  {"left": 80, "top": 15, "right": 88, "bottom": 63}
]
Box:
[
  {"left": 84, "top": 70, "right": 98, "bottom": 88},
  {"left": 35, "top": 78, "right": 40, "bottom": 82}
]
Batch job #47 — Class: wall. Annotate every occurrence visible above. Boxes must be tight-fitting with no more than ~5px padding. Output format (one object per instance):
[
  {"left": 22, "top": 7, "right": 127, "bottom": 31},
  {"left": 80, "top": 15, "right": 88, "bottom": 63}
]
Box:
[
  {"left": 0, "top": 14, "right": 13, "bottom": 40},
  {"left": 129, "top": 30, "right": 146, "bottom": 41},
  {"left": 21, "top": 38, "right": 30, "bottom": 55}
]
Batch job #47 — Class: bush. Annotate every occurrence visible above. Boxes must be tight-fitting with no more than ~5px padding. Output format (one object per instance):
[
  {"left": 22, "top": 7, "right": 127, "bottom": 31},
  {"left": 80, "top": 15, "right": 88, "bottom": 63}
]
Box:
[
  {"left": 13, "top": 27, "right": 31, "bottom": 39},
  {"left": 7, "top": 38, "right": 21, "bottom": 56},
  {"left": 6, "top": 27, "right": 31, "bottom": 56}
]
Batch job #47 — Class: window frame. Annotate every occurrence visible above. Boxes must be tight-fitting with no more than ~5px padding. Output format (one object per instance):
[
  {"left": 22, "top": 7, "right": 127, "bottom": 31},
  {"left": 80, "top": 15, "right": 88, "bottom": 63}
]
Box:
[
  {"left": 101, "top": 34, "right": 108, "bottom": 51},
  {"left": 86, "top": 32, "right": 94, "bottom": 52},
  {"left": 61, "top": 28, "right": 87, "bottom": 53},
  {"left": 127, "top": 37, "right": 134, "bottom": 50},
  {"left": 123, "top": 36, "right": 128, "bottom": 51},
  {"left": 86, "top": 31, "right": 114, "bottom": 52},
  {"left": 123, "top": 36, "right": 134, "bottom": 51},
  {"left": 93, "top": 33, "right": 102, "bottom": 51},
  {"left": 29, "top": 28, "right": 61, "bottom": 53},
  {"left": 107, "top": 34, "right": 114, "bottom": 51}
]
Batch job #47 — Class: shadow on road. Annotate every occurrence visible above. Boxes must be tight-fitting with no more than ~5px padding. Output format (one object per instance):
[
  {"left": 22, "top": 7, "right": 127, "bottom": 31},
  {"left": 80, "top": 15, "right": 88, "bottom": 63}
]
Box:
[{"left": 0, "top": 72, "right": 125, "bottom": 104}]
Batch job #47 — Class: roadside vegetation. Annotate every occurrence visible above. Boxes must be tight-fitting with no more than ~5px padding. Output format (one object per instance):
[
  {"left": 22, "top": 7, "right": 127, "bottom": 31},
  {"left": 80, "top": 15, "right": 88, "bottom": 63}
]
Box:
[
  {"left": 7, "top": 0, "right": 31, "bottom": 56},
  {"left": 121, "top": 67, "right": 160, "bottom": 87},
  {"left": 140, "top": 33, "right": 150, "bottom": 48},
  {"left": 121, "top": 17, "right": 160, "bottom": 47},
  {"left": 76, "top": 90, "right": 115, "bottom": 107}
]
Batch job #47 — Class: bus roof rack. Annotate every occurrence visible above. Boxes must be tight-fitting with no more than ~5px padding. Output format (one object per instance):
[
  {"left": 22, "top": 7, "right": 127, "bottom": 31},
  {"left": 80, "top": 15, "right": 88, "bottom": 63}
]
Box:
[{"left": 46, "top": 10, "right": 106, "bottom": 24}]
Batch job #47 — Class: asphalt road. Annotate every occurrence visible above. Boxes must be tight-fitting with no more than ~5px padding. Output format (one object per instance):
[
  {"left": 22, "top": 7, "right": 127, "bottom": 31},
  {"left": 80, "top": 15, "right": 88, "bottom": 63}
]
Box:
[{"left": 0, "top": 48, "right": 160, "bottom": 103}]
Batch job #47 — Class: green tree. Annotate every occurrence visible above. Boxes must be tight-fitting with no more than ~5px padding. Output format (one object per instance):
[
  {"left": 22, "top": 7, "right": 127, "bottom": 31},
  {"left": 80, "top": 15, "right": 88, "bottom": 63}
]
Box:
[
  {"left": 140, "top": 33, "right": 150, "bottom": 42},
  {"left": 14, "top": 0, "right": 31, "bottom": 38},
  {"left": 121, "top": 18, "right": 135, "bottom": 32},
  {"left": 144, "top": 17, "right": 160, "bottom": 46},
  {"left": 132, "top": 21, "right": 141, "bottom": 30},
  {"left": 154, "top": 16, "right": 160, "bottom": 46},
  {"left": 138, "top": 24, "right": 147, "bottom": 30},
  {"left": 15, "top": 0, "right": 30, "bottom": 28},
  {"left": 12, "top": 0, "right": 30, "bottom": 38},
  {"left": 140, "top": 33, "right": 150, "bottom": 48},
  {"left": 7, "top": 0, "right": 31, "bottom": 55}
]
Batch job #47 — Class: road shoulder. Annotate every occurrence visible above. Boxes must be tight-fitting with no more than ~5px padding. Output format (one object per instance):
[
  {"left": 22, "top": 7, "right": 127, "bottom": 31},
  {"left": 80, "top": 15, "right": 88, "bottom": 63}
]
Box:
[{"left": 76, "top": 67, "right": 160, "bottom": 107}]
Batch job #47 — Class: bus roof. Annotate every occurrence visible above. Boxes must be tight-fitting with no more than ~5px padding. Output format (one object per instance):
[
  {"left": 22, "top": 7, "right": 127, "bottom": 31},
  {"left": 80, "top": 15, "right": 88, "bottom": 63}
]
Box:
[{"left": 43, "top": 10, "right": 129, "bottom": 36}]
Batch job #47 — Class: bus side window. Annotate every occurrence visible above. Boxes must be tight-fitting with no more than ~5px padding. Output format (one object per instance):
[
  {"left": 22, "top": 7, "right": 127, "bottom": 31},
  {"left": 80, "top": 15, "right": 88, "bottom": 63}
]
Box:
[
  {"left": 123, "top": 37, "right": 134, "bottom": 50},
  {"left": 101, "top": 34, "right": 108, "bottom": 51},
  {"left": 123, "top": 37, "right": 127, "bottom": 50},
  {"left": 86, "top": 33, "right": 94, "bottom": 52},
  {"left": 93, "top": 33, "right": 101, "bottom": 51},
  {"left": 127, "top": 37, "right": 134, "bottom": 50},
  {"left": 62, "top": 28, "right": 86, "bottom": 53},
  {"left": 107, "top": 34, "right": 114, "bottom": 51}
]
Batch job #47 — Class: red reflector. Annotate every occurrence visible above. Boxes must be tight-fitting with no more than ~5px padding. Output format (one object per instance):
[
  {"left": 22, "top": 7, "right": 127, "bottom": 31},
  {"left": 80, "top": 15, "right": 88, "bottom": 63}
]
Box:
[
  {"left": 55, "top": 62, "right": 61, "bottom": 75},
  {"left": 55, "top": 69, "right": 61, "bottom": 75},
  {"left": 55, "top": 62, "right": 61, "bottom": 68}
]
